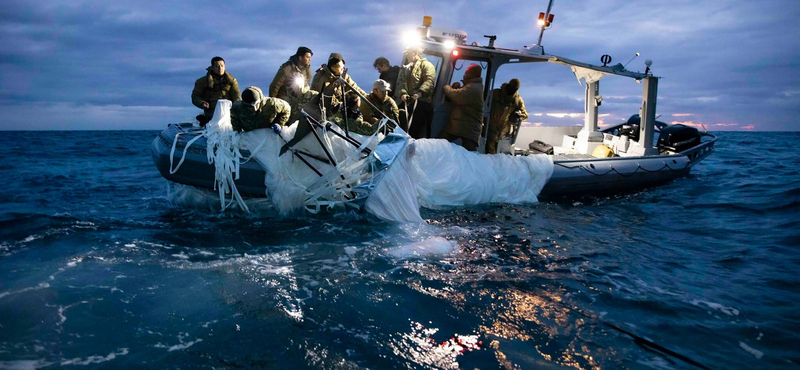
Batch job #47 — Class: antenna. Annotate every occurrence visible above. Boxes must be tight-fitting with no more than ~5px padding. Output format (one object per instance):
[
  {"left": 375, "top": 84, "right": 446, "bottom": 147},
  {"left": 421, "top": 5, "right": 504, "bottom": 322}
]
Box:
[
  {"left": 536, "top": 0, "right": 556, "bottom": 47},
  {"left": 624, "top": 52, "right": 640, "bottom": 68}
]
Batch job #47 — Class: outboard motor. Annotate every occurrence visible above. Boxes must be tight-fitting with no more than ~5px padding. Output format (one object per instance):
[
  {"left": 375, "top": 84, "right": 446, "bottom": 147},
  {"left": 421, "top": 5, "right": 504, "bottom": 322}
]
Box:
[
  {"left": 657, "top": 124, "right": 701, "bottom": 153},
  {"left": 620, "top": 114, "right": 669, "bottom": 142},
  {"left": 619, "top": 115, "right": 642, "bottom": 141}
]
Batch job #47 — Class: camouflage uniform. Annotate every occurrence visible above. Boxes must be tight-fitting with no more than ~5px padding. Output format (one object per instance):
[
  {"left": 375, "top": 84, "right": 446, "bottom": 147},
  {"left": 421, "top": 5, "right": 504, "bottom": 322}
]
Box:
[
  {"left": 442, "top": 76, "right": 484, "bottom": 148},
  {"left": 361, "top": 92, "right": 399, "bottom": 125},
  {"left": 230, "top": 87, "right": 291, "bottom": 132},
  {"left": 486, "top": 82, "right": 529, "bottom": 154},
  {"left": 268, "top": 55, "right": 312, "bottom": 100},
  {"left": 330, "top": 111, "right": 377, "bottom": 136},
  {"left": 311, "top": 61, "right": 367, "bottom": 115}
]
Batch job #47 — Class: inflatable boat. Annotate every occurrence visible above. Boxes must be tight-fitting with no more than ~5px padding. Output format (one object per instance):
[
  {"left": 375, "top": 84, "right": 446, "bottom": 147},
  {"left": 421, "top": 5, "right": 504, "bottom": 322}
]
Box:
[{"left": 152, "top": 12, "right": 717, "bottom": 207}]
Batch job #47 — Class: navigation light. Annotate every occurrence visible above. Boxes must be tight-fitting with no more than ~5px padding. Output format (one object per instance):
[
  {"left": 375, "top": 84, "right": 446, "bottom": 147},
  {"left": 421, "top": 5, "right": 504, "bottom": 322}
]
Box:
[
  {"left": 444, "top": 40, "right": 456, "bottom": 50},
  {"left": 538, "top": 12, "right": 555, "bottom": 27}
]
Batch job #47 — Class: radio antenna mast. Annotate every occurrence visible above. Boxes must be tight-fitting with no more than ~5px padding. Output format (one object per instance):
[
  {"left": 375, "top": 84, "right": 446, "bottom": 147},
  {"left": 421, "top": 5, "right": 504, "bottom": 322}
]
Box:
[{"left": 536, "top": 0, "right": 555, "bottom": 47}]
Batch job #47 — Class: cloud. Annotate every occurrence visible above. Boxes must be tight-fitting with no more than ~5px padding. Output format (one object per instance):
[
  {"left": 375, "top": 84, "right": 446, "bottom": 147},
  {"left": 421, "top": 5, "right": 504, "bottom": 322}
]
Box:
[
  {"left": 670, "top": 120, "right": 705, "bottom": 128},
  {"left": 0, "top": 0, "right": 798, "bottom": 131}
]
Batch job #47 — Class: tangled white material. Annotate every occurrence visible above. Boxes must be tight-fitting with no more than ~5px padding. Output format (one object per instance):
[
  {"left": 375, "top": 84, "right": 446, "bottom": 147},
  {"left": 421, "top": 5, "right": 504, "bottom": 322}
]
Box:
[
  {"left": 169, "top": 103, "right": 554, "bottom": 221},
  {"left": 167, "top": 99, "right": 249, "bottom": 213},
  {"left": 238, "top": 117, "right": 391, "bottom": 217}
]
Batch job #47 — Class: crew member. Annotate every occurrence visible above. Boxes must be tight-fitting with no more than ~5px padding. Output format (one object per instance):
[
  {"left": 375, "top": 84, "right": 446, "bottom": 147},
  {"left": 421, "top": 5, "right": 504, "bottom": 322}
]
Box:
[
  {"left": 331, "top": 91, "right": 377, "bottom": 136},
  {"left": 230, "top": 86, "right": 290, "bottom": 132},
  {"left": 373, "top": 57, "right": 401, "bottom": 98},
  {"left": 486, "top": 78, "right": 529, "bottom": 154},
  {"left": 441, "top": 64, "right": 484, "bottom": 151},
  {"left": 361, "top": 79, "right": 399, "bottom": 127},
  {"left": 269, "top": 46, "right": 313, "bottom": 100},
  {"left": 284, "top": 76, "right": 319, "bottom": 124},
  {"left": 396, "top": 46, "right": 435, "bottom": 139},
  {"left": 192, "top": 56, "right": 241, "bottom": 125},
  {"left": 311, "top": 53, "right": 367, "bottom": 117}
]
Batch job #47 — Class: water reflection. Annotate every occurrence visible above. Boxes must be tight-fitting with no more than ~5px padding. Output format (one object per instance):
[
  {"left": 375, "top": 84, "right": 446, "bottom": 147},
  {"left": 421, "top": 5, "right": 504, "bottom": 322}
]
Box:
[
  {"left": 388, "top": 321, "right": 480, "bottom": 369},
  {"left": 392, "top": 233, "right": 611, "bottom": 369}
]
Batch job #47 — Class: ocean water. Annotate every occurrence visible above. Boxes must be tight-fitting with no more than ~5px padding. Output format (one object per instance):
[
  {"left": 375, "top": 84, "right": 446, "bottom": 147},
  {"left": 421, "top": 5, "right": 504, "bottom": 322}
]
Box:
[{"left": 0, "top": 130, "right": 798, "bottom": 369}]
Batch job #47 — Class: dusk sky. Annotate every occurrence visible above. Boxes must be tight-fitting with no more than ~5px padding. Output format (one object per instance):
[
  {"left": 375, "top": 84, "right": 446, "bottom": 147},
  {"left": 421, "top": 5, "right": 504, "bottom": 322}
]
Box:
[{"left": 1, "top": 0, "right": 798, "bottom": 131}]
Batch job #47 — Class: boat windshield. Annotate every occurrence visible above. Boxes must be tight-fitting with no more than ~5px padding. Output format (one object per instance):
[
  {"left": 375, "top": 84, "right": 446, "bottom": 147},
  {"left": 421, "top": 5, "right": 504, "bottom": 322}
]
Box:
[
  {"left": 450, "top": 58, "right": 489, "bottom": 86},
  {"left": 422, "top": 52, "right": 443, "bottom": 91}
]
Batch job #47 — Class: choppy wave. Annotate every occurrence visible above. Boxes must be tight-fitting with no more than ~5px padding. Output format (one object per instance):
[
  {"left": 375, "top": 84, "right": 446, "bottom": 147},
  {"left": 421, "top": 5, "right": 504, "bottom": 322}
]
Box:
[{"left": 0, "top": 131, "right": 798, "bottom": 368}]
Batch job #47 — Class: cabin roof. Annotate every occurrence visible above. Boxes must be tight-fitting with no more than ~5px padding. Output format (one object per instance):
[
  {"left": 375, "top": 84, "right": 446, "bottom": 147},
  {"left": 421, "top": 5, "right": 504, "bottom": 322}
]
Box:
[{"left": 421, "top": 40, "right": 653, "bottom": 80}]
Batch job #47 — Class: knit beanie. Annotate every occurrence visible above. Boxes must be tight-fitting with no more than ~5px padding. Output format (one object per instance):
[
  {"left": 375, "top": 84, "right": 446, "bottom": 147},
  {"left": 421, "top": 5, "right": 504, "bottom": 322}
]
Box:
[
  {"left": 506, "top": 78, "right": 520, "bottom": 95},
  {"left": 328, "top": 52, "right": 345, "bottom": 65},
  {"left": 464, "top": 64, "right": 482, "bottom": 80}
]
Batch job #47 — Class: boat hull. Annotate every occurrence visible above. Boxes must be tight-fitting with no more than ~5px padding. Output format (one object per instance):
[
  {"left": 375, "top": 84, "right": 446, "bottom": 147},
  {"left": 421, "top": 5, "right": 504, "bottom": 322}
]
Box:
[
  {"left": 152, "top": 123, "right": 712, "bottom": 201},
  {"left": 539, "top": 155, "right": 691, "bottom": 198},
  {"left": 151, "top": 123, "right": 268, "bottom": 197}
]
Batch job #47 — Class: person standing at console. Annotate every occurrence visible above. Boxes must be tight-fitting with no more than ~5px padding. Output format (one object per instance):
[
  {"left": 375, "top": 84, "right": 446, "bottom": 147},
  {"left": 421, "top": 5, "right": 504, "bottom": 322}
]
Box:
[
  {"left": 486, "top": 78, "right": 528, "bottom": 154},
  {"left": 373, "top": 57, "right": 401, "bottom": 98},
  {"left": 192, "top": 56, "right": 241, "bottom": 125},
  {"left": 441, "top": 64, "right": 484, "bottom": 151},
  {"left": 396, "top": 46, "right": 435, "bottom": 139}
]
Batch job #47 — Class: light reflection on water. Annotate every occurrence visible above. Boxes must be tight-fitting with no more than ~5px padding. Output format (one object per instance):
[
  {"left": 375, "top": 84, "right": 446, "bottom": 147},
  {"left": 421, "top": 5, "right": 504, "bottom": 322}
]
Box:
[{"left": 1, "top": 131, "right": 798, "bottom": 368}]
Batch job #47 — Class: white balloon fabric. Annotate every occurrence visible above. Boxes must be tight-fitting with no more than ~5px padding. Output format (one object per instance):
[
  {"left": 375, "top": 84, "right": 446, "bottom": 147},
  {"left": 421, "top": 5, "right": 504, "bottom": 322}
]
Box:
[
  {"left": 216, "top": 114, "right": 555, "bottom": 221},
  {"left": 366, "top": 139, "right": 554, "bottom": 221}
]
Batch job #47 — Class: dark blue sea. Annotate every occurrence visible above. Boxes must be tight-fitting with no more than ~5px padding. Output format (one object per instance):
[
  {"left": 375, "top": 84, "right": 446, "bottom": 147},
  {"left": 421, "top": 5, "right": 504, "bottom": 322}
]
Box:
[{"left": 0, "top": 130, "right": 798, "bottom": 369}]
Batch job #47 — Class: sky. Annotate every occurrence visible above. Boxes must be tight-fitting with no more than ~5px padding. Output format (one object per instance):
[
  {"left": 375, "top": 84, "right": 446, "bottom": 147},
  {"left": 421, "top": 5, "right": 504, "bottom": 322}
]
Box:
[{"left": 0, "top": 0, "right": 798, "bottom": 131}]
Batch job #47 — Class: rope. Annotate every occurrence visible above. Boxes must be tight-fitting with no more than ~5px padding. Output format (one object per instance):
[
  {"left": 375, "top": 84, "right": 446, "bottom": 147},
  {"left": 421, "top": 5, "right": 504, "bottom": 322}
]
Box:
[
  {"left": 168, "top": 131, "right": 204, "bottom": 175},
  {"left": 404, "top": 98, "right": 418, "bottom": 133}
]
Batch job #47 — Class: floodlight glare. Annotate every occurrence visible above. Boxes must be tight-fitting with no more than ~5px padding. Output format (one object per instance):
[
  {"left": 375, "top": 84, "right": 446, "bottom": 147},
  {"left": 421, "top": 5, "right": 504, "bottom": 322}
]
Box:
[{"left": 403, "top": 30, "right": 421, "bottom": 48}]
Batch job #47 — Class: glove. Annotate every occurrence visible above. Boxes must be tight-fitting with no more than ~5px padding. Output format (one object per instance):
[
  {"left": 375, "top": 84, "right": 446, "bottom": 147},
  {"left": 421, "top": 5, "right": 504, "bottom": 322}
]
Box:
[{"left": 271, "top": 124, "right": 282, "bottom": 134}]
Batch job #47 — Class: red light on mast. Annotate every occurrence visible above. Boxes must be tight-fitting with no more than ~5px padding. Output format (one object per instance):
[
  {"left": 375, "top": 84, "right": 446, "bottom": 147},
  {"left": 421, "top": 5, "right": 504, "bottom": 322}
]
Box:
[{"left": 452, "top": 49, "right": 459, "bottom": 57}]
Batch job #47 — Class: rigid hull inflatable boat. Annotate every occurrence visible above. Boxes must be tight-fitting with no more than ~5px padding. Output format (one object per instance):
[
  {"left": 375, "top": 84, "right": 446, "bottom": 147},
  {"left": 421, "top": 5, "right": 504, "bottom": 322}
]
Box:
[{"left": 152, "top": 7, "right": 717, "bottom": 205}]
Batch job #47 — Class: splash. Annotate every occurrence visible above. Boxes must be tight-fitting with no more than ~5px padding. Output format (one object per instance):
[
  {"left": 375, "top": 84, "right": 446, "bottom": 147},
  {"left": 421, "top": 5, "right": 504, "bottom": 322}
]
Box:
[{"left": 386, "top": 236, "right": 457, "bottom": 258}]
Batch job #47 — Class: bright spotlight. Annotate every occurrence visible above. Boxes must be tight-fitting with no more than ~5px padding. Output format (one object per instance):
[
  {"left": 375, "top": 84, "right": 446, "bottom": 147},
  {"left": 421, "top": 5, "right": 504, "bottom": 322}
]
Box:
[
  {"left": 293, "top": 76, "right": 305, "bottom": 88},
  {"left": 402, "top": 29, "right": 421, "bottom": 48},
  {"left": 443, "top": 40, "right": 456, "bottom": 50}
]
